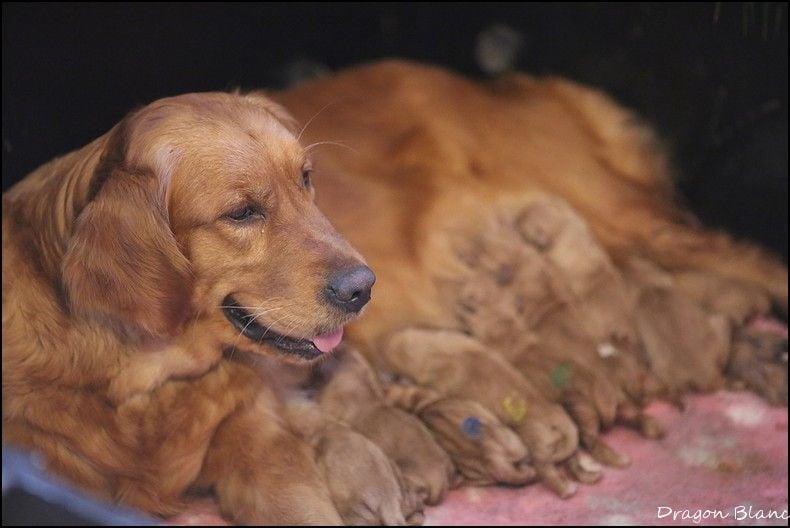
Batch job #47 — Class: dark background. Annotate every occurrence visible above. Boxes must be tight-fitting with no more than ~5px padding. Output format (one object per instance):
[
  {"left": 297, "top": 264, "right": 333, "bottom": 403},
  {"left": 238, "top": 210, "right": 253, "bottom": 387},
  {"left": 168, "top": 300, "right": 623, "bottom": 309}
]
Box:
[{"left": 3, "top": 2, "right": 787, "bottom": 260}]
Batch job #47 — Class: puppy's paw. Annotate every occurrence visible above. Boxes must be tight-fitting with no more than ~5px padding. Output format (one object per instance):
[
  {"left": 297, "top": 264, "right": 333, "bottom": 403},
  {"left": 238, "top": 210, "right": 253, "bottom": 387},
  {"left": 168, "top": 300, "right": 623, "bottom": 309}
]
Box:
[
  {"left": 727, "top": 327, "right": 788, "bottom": 405},
  {"left": 584, "top": 436, "right": 630, "bottom": 468},
  {"left": 561, "top": 388, "right": 629, "bottom": 467},
  {"left": 615, "top": 400, "right": 665, "bottom": 439},
  {"left": 535, "top": 462, "right": 578, "bottom": 499},
  {"left": 565, "top": 451, "right": 603, "bottom": 484}
]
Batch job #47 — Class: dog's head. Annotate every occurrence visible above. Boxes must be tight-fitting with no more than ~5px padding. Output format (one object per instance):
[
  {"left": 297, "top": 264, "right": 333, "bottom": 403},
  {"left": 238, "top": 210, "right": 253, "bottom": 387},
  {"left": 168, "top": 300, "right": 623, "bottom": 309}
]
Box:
[{"left": 62, "top": 92, "right": 374, "bottom": 361}]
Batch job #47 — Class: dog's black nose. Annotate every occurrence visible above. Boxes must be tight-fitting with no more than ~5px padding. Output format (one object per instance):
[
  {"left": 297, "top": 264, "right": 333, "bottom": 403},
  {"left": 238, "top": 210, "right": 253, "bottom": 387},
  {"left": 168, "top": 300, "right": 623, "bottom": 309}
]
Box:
[{"left": 326, "top": 265, "right": 376, "bottom": 312}]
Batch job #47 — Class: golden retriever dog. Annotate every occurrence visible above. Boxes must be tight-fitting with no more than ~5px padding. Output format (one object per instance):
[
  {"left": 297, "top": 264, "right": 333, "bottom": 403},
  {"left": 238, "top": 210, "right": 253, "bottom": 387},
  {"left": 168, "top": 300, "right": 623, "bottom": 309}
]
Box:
[
  {"left": 2, "top": 91, "right": 379, "bottom": 524},
  {"left": 4, "top": 59, "right": 788, "bottom": 519},
  {"left": 623, "top": 257, "right": 733, "bottom": 397}
]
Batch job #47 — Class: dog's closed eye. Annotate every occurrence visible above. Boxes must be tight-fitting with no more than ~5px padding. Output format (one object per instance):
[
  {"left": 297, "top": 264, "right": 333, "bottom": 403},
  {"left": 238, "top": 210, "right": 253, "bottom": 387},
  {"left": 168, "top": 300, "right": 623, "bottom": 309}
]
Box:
[{"left": 225, "top": 205, "right": 265, "bottom": 223}]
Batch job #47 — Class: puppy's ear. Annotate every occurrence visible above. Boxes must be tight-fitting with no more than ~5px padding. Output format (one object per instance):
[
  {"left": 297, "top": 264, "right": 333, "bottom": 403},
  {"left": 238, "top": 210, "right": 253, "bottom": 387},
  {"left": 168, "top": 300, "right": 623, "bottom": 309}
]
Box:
[{"left": 62, "top": 120, "right": 192, "bottom": 338}]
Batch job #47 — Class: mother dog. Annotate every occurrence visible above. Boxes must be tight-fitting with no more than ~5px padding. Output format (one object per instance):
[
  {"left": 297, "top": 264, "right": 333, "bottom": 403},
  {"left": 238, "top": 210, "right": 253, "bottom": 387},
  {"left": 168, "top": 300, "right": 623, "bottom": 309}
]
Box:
[{"left": 2, "top": 91, "right": 375, "bottom": 524}]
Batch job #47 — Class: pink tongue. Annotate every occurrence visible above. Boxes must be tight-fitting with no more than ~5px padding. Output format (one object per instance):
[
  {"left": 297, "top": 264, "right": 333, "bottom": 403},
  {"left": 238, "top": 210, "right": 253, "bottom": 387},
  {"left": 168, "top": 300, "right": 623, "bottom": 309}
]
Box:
[{"left": 311, "top": 327, "right": 344, "bottom": 353}]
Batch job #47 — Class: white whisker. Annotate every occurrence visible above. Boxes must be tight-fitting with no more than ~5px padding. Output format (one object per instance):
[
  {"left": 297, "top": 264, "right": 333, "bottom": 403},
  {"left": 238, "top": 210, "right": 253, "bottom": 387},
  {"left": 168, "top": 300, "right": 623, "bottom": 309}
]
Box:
[
  {"left": 230, "top": 304, "right": 294, "bottom": 349},
  {"left": 259, "top": 311, "right": 295, "bottom": 340},
  {"left": 304, "top": 140, "right": 358, "bottom": 155},
  {"left": 297, "top": 101, "right": 339, "bottom": 143}
]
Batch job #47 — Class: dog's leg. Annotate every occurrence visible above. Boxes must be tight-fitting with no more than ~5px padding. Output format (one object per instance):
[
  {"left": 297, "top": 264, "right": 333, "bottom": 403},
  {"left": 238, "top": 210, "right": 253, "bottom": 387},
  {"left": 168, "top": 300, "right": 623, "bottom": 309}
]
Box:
[
  {"left": 107, "top": 341, "right": 222, "bottom": 406},
  {"left": 107, "top": 321, "right": 226, "bottom": 406},
  {"left": 3, "top": 420, "right": 115, "bottom": 502},
  {"left": 633, "top": 285, "right": 731, "bottom": 395},
  {"left": 197, "top": 388, "right": 341, "bottom": 525}
]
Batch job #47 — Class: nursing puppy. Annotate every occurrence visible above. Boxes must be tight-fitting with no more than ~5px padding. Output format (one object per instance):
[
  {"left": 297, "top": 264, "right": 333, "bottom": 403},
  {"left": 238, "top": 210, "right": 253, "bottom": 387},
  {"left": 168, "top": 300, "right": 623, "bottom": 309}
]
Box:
[
  {"left": 623, "top": 258, "right": 733, "bottom": 398},
  {"left": 384, "top": 383, "right": 536, "bottom": 487},
  {"left": 2, "top": 91, "right": 377, "bottom": 524},
  {"left": 284, "top": 398, "right": 421, "bottom": 526},
  {"left": 315, "top": 349, "right": 456, "bottom": 509}
]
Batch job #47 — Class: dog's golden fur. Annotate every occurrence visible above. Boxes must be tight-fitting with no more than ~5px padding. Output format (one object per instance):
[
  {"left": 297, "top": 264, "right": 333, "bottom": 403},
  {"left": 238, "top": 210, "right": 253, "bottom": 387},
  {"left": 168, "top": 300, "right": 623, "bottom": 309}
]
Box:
[
  {"left": 3, "top": 91, "right": 372, "bottom": 524},
  {"left": 273, "top": 61, "right": 786, "bottom": 352},
  {"left": 3, "top": 60, "right": 788, "bottom": 519}
]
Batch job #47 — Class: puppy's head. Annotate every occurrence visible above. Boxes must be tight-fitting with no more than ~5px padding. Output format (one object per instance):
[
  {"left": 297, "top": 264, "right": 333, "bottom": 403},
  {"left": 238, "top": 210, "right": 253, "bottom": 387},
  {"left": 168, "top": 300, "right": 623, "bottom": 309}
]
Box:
[{"left": 62, "top": 92, "right": 374, "bottom": 361}]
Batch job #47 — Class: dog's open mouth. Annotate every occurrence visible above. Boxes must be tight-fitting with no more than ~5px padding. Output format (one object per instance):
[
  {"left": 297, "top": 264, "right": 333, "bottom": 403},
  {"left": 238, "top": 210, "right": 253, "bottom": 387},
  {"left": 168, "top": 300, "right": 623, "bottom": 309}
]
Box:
[{"left": 222, "top": 296, "right": 343, "bottom": 360}]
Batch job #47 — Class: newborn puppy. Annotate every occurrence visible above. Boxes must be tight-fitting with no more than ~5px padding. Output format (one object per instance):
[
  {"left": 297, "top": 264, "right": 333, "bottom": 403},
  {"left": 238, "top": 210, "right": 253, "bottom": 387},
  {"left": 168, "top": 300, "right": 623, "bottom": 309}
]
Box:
[
  {"left": 673, "top": 271, "right": 787, "bottom": 403},
  {"left": 384, "top": 328, "right": 581, "bottom": 498},
  {"left": 727, "top": 327, "right": 788, "bottom": 406},
  {"left": 624, "top": 258, "right": 732, "bottom": 397},
  {"left": 317, "top": 348, "right": 455, "bottom": 507},
  {"left": 384, "top": 383, "right": 535, "bottom": 487},
  {"left": 673, "top": 270, "right": 773, "bottom": 326},
  {"left": 285, "top": 399, "right": 420, "bottom": 526}
]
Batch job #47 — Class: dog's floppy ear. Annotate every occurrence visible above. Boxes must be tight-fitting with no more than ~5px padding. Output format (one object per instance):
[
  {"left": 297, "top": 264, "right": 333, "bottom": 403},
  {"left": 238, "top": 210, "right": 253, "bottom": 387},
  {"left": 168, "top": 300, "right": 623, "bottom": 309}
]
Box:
[{"left": 61, "top": 118, "right": 192, "bottom": 338}]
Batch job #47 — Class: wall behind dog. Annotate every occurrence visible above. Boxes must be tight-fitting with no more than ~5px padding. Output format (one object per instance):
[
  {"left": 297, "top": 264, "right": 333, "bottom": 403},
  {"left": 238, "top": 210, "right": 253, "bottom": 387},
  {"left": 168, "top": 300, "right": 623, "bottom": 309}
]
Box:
[{"left": 2, "top": 3, "right": 786, "bottom": 260}]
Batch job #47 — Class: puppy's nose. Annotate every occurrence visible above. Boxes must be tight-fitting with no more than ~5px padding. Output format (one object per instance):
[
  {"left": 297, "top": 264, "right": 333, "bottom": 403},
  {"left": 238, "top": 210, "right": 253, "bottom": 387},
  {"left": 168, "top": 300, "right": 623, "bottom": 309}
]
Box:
[{"left": 326, "top": 265, "right": 376, "bottom": 312}]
